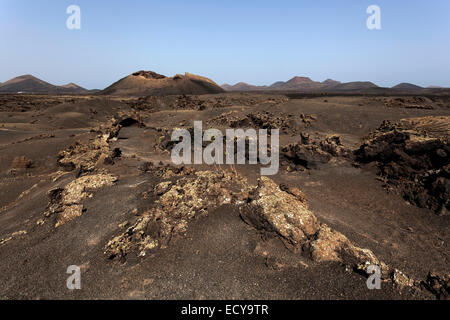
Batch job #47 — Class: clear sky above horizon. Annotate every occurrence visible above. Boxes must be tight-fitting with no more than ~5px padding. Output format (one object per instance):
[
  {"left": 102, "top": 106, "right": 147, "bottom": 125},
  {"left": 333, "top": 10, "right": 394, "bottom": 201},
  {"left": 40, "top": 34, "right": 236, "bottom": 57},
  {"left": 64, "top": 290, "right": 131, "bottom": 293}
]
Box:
[{"left": 1, "top": 0, "right": 449, "bottom": 89}]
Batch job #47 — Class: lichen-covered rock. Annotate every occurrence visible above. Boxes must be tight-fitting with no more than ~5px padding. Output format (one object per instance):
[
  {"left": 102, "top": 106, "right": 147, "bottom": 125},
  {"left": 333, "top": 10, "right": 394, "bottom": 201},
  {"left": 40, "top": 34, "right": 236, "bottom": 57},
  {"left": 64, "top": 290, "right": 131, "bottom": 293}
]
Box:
[
  {"left": 320, "top": 135, "right": 348, "bottom": 157},
  {"left": 45, "top": 174, "right": 118, "bottom": 227},
  {"left": 104, "top": 171, "right": 420, "bottom": 294},
  {"left": 0, "top": 230, "right": 27, "bottom": 247},
  {"left": 105, "top": 216, "right": 156, "bottom": 259},
  {"left": 57, "top": 135, "right": 112, "bottom": 172},
  {"left": 105, "top": 170, "right": 248, "bottom": 259},
  {"left": 240, "top": 178, "right": 392, "bottom": 277},
  {"left": 10, "top": 156, "right": 33, "bottom": 169},
  {"left": 281, "top": 134, "right": 349, "bottom": 170},
  {"left": 154, "top": 181, "right": 172, "bottom": 196},
  {"left": 55, "top": 204, "right": 84, "bottom": 228},
  {"left": 423, "top": 272, "right": 450, "bottom": 300},
  {"left": 307, "top": 225, "right": 390, "bottom": 277},
  {"left": 57, "top": 116, "right": 126, "bottom": 173},
  {"left": 391, "top": 269, "right": 416, "bottom": 289},
  {"left": 62, "top": 174, "right": 118, "bottom": 204},
  {"left": 240, "top": 177, "right": 319, "bottom": 247},
  {"left": 279, "top": 183, "right": 308, "bottom": 206},
  {"left": 355, "top": 117, "right": 450, "bottom": 214}
]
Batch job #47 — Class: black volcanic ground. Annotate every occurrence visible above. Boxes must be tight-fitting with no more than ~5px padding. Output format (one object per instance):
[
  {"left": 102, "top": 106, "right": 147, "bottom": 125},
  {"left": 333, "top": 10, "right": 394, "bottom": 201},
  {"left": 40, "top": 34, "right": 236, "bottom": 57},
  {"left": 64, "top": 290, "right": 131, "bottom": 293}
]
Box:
[{"left": 0, "top": 92, "right": 449, "bottom": 299}]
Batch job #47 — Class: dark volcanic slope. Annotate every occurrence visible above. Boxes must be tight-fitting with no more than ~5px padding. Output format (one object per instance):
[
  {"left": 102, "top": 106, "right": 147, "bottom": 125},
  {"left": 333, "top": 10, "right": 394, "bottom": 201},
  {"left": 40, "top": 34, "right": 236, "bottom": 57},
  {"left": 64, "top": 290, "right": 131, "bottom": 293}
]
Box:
[
  {"left": 0, "top": 75, "right": 88, "bottom": 94},
  {"left": 221, "top": 82, "right": 267, "bottom": 91},
  {"left": 0, "top": 93, "right": 449, "bottom": 300},
  {"left": 101, "top": 70, "right": 225, "bottom": 96},
  {"left": 392, "top": 83, "right": 423, "bottom": 91},
  {"left": 270, "top": 76, "right": 322, "bottom": 90},
  {"left": 328, "top": 81, "right": 379, "bottom": 91}
]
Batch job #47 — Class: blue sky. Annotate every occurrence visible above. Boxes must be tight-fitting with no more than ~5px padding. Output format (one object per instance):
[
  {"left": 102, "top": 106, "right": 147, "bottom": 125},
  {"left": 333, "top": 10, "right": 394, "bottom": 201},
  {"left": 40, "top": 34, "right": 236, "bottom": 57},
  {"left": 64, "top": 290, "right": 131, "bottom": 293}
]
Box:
[{"left": 1, "top": 0, "right": 449, "bottom": 89}]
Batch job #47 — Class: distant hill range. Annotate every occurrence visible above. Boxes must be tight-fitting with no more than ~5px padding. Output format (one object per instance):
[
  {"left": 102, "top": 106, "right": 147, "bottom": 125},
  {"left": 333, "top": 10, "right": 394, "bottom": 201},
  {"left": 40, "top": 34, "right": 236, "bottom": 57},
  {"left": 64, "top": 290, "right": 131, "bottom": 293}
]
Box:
[
  {"left": 0, "top": 75, "right": 92, "bottom": 94},
  {"left": 1, "top": 73, "right": 447, "bottom": 95},
  {"left": 100, "top": 70, "right": 225, "bottom": 96},
  {"left": 222, "top": 77, "right": 447, "bottom": 93}
]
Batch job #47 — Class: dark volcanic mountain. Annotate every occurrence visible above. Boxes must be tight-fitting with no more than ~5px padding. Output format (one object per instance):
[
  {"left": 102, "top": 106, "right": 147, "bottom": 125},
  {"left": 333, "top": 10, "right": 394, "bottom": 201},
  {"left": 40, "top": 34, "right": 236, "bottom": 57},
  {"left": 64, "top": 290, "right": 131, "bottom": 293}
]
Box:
[
  {"left": 322, "top": 79, "right": 341, "bottom": 87},
  {"left": 269, "top": 76, "right": 322, "bottom": 90},
  {"left": 0, "top": 75, "right": 54, "bottom": 93},
  {"left": 222, "top": 77, "right": 343, "bottom": 92},
  {"left": 0, "top": 75, "right": 88, "bottom": 94},
  {"left": 60, "top": 83, "right": 86, "bottom": 91},
  {"left": 221, "top": 84, "right": 233, "bottom": 91},
  {"left": 392, "top": 83, "right": 423, "bottom": 91},
  {"left": 101, "top": 70, "right": 225, "bottom": 96},
  {"left": 328, "top": 81, "right": 379, "bottom": 91},
  {"left": 221, "top": 82, "right": 266, "bottom": 91},
  {"left": 222, "top": 77, "right": 384, "bottom": 92}
]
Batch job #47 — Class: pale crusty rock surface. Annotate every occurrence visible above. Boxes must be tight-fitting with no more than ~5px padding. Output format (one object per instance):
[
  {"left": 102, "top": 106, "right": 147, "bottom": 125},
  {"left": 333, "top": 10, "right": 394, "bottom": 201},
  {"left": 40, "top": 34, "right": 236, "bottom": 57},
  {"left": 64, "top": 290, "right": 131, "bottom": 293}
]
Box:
[
  {"left": 45, "top": 173, "right": 118, "bottom": 227},
  {"left": 240, "top": 177, "right": 319, "bottom": 246},
  {"left": 241, "top": 177, "right": 395, "bottom": 279},
  {"left": 105, "top": 170, "right": 248, "bottom": 259}
]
